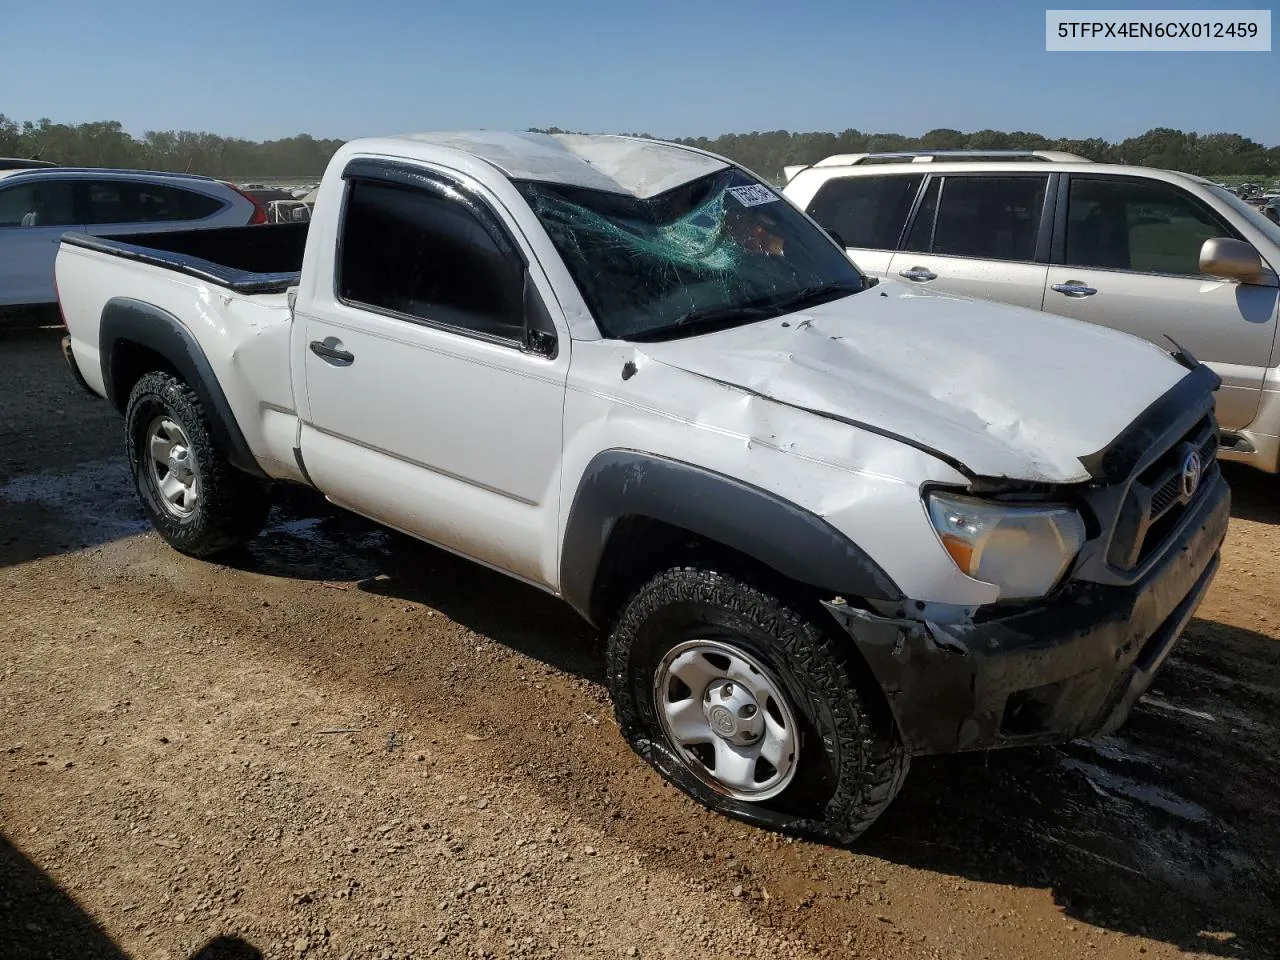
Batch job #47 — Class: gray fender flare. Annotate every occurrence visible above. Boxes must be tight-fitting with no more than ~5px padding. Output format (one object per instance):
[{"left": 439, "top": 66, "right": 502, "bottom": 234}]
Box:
[
  {"left": 99, "top": 297, "right": 267, "bottom": 479},
  {"left": 560, "top": 450, "right": 903, "bottom": 627}
]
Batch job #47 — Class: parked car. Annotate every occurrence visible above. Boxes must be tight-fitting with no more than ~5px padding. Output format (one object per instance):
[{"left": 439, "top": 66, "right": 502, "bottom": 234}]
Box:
[
  {"left": 783, "top": 150, "right": 1280, "bottom": 473},
  {"left": 56, "top": 131, "right": 1228, "bottom": 842},
  {"left": 0, "top": 168, "right": 269, "bottom": 318}
]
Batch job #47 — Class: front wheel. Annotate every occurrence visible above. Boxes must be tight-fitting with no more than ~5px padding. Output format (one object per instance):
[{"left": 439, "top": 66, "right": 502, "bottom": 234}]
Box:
[
  {"left": 124, "top": 371, "right": 272, "bottom": 558},
  {"left": 606, "top": 567, "right": 908, "bottom": 844}
]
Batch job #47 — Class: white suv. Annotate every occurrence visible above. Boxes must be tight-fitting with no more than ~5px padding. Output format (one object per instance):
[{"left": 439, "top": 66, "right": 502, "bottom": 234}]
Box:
[{"left": 783, "top": 150, "right": 1280, "bottom": 473}]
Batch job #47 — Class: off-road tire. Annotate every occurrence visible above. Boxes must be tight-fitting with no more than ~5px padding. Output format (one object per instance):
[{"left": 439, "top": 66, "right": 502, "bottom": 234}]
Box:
[
  {"left": 124, "top": 372, "right": 272, "bottom": 557},
  {"left": 607, "top": 567, "right": 909, "bottom": 844}
]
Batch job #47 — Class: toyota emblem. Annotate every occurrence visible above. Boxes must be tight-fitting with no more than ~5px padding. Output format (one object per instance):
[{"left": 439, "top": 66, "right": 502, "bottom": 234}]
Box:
[{"left": 1180, "top": 449, "right": 1202, "bottom": 500}]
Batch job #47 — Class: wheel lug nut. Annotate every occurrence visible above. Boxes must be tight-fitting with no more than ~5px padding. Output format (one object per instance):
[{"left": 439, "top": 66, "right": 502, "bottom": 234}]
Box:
[
  {"left": 721, "top": 683, "right": 733, "bottom": 699},
  {"left": 738, "top": 704, "right": 756, "bottom": 719}
]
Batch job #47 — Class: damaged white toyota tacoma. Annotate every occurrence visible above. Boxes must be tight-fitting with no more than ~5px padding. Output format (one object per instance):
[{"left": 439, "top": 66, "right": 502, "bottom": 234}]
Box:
[{"left": 56, "top": 131, "right": 1230, "bottom": 842}]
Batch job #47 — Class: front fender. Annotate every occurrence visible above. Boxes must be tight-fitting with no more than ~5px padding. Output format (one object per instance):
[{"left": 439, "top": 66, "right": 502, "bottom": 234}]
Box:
[{"left": 560, "top": 449, "right": 903, "bottom": 626}]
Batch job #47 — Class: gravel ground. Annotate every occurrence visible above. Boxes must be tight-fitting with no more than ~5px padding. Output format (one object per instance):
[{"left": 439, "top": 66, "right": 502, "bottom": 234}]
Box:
[{"left": 2, "top": 326, "right": 1278, "bottom": 960}]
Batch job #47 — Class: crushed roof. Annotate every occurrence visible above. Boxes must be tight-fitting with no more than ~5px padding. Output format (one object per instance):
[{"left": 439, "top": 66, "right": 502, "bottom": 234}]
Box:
[{"left": 392, "top": 130, "right": 729, "bottom": 198}]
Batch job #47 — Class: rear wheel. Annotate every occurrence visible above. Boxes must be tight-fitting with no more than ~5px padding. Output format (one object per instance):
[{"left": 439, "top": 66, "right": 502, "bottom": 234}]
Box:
[
  {"left": 606, "top": 567, "right": 908, "bottom": 844},
  {"left": 125, "top": 372, "right": 271, "bottom": 557}
]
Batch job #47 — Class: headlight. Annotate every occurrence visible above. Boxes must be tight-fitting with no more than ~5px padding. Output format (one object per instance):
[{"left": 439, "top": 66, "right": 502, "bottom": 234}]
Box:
[{"left": 926, "top": 492, "right": 1086, "bottom": 600}]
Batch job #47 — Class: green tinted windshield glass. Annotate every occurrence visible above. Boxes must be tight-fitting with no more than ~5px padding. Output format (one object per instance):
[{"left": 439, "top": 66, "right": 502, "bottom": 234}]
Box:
[{"left": 517, "top": 169, "right": 865, "bottom": 340}]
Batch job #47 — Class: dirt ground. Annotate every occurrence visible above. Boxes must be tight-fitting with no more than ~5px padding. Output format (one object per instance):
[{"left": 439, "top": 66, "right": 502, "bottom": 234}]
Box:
[{"left": 2, "top": 325, "right": 1277, "bottom": 960}]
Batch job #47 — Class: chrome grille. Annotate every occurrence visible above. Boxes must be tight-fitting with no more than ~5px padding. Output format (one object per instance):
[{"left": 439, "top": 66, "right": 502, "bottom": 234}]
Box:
[
  {"left": 1106, "top": 417, "right": 1218, "bottom": 571},
  {"left": 1148, "top": 430, "right": 1218, "bottom": 523}
]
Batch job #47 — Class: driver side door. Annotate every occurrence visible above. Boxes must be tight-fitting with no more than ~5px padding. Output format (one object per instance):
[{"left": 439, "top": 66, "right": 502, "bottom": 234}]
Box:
[{"left": 296, "top": 163, "right": 570, "bottom": 588}]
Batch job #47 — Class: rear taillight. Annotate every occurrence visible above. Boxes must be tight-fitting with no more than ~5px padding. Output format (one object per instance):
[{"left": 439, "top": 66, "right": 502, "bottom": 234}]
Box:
[{"left": 221, "top": 181, "right": 270, "bottom": 225}]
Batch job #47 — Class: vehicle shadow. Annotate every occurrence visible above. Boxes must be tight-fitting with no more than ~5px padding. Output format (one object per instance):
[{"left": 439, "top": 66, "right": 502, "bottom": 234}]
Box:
[
  {"left": 232, "top": 484, "right": 604, "bottom": 683},
  {"left": 1220, "top": 462, "right": 1280, "bottom": 525},
  {"left": 0, "top": 831, "right": 262, "bottom": 959}
]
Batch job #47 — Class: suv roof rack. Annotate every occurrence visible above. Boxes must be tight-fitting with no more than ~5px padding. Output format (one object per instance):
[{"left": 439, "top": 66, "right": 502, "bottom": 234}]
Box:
[
  {"left": 816, "top": 149, "right": 1088, "bottom": 166},
  {"left": 782, "top": 149, "right": 1089, "bottom": 183},
  {"left": 0, "top": 157, "right": 59, "bottom": 171},
  {"left": 1, "top": 166, "right": 219, "bottom": 182}
]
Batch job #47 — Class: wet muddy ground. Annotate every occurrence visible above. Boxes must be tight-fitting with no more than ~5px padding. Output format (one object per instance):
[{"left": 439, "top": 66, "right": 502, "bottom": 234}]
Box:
[{"left": 2, "top": 326, "right": 1278, "bottom": 959}]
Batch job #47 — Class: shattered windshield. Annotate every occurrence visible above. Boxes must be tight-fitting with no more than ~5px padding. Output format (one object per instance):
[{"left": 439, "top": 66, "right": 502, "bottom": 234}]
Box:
[{"left": 516, "top": 169, "right": 866, "bottom": 340}]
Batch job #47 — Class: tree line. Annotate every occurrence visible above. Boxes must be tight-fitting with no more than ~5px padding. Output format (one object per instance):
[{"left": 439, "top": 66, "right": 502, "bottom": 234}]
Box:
[{"left": 3, "top": 115, "right": 1277, "bottom": 183}]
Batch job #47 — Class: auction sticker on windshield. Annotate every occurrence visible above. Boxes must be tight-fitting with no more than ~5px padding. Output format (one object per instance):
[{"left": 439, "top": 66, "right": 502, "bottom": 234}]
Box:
[{"left": 727, "top": 184, "right": 779, "bottom": 207}]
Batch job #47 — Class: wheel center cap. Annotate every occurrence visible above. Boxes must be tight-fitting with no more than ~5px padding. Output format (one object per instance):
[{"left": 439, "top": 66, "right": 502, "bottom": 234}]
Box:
[
  {"left": 703, "top": 679, "right": 765, "bottom": 745},
  {"left": 709, "top": 705, "right": 738, "bottom": 737},
  {"left": 168, "top": 445, "right": 190, "bottom": 478}
]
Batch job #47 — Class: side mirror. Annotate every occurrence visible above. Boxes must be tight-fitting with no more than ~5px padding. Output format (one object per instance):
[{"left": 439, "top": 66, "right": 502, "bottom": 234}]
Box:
[
  {"left": 826, "top": 228, "right": 847, "bottom": 248},
  {"left": 1200, "top": 237, "right": 1265, "bottom": 285}
]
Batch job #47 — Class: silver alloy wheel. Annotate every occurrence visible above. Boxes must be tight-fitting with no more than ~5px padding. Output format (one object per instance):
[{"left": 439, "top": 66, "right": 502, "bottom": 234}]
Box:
[
  {"left": 653, "top": 639, "right": 800, "bottom": 801},
  {"left": 146, "top": 416, "right": 199, "bottom": 518}
]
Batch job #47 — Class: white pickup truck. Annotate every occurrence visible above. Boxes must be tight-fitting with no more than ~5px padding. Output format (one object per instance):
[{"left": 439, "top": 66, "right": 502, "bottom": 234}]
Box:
[{"left": 57, "top": 131, "right": 1229, "bottom": 842}]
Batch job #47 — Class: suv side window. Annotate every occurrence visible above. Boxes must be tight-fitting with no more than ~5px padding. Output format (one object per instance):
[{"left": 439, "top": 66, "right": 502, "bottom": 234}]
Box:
[
  {"left": 903, "top": 178, "right": 940, "bottom": 252},
  {"left": 896, "top": 176, "right": 1044, "bottom": 263},
  {"left": 0, "top": 180, "right": 77, "bottom": 227},
  {"left": 804, "top": 174, "right": 923, "bottom": 249},
  {"left": 173, "top": 188, "right": 225, "bottom": 220},
  {"left": 1063, "top": 177, "right": 1230, "bottom": 276},
  {"left": 903, "top": 176, "right": 1047, "bottom": 261},
  {"left": 337, "top": 178, "right": 524, "bottom": 342},
  {"left": 82, "top": 180, "right": 223, "bottom": 224}
]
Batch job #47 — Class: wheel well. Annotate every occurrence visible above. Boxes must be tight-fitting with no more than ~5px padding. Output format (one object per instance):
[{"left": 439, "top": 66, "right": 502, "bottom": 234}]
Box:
[
  {"left": 107, "top": 339, "right": 179, "bottom": 412},
  {"left": 588, "top": 515, "right": 828, "bottom": 632}
]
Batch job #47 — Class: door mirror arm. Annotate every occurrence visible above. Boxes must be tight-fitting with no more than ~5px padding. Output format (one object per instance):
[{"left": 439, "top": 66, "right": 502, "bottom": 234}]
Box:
[{"left": 522, "top": 269, "right": 559, "bottom": 359}]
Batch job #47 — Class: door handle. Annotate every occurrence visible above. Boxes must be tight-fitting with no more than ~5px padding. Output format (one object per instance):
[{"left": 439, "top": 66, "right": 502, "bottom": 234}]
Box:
[
  {"left": 1051, "top": 281, "right": 1098, "bottom": 298},
  {"left": 309, "top": 337, "right": 354, "bottom": 366},
  {"left": 898, "top": 267, "right": 937, "bottom": 282}
]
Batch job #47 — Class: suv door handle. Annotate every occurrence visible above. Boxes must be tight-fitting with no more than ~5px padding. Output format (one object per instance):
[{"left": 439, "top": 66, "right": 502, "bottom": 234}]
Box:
[
  {"left": 898, "top": 267, "right": 937, "bottom": 282},
  {"left": 310, "top": 337, "right": 354, "bottom": 366},
  {"left": 1051, "top": 281, "right": 1098, "bottom": 298}
]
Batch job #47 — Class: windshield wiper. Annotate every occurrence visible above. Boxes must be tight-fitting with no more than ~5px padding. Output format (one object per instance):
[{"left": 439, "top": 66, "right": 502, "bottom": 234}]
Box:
[
  {"left": 761, "top": 282, "right": 864, "bottom": 315},
  {"left": 627, "top": 303, "right": 773, "bottom": 342},
  {"left": 625, "top": 282, "right": 864, "bottom": 343}
]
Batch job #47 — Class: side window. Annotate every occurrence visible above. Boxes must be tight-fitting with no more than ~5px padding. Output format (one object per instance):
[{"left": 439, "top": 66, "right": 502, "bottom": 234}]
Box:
[
  {"left": 84, "top": 181, "right": 193, "bottom": 224},
  {"left": 903, "top": 178, "right": 940, "bottom": 253},
  {"left": 0, "top": 181, "right": 77, "bottom": 227},
  {"left": 1064, "top": 177, "right": 1229, "bottom": 276},
  {"left": 926, "top": 177, "right": 1048, "bottom": 261},
  {"left": 804, "top": 174, "right": 923, "bottom": 250},
  {"left": 173, "top": 188, "right": 225, "bottom": 220},
  {"left": 337, "top": 178, "right": 524, "bottom": 342}
]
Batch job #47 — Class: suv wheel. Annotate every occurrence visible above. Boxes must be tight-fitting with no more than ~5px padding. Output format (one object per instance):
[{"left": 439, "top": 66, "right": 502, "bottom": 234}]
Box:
[
  {"left": 607, "top": 567, "right": 908, "bottom": 844},
  {"left": 124, "top": 372, "right": 271, "bottom": 557}
]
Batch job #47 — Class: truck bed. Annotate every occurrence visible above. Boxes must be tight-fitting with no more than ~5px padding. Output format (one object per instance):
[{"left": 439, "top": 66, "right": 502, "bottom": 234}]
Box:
[{"left": 59, "top": 222, "right": 308, "bottom": 295}]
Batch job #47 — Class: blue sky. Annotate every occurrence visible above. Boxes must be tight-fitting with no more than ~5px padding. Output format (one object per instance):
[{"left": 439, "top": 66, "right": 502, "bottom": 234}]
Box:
[{"left": 3, "top": 0, "right": 1275, "bottom": 144}]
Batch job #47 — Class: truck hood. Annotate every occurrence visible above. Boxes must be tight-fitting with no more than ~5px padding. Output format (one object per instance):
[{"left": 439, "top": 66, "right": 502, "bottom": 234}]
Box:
[{"left": 636, "top": 282, "right": 1189, "bottom": 484}]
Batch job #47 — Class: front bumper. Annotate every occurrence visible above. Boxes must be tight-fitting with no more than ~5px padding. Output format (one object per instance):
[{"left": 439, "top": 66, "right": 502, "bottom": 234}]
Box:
[{"left": 825, "top": 474, "right": 1230, "bottom": 756}]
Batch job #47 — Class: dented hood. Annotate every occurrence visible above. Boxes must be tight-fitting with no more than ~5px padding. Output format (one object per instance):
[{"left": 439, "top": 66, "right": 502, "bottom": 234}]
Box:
[{"left": 637, "top": 283, "right": 1190, "bottom": 483}]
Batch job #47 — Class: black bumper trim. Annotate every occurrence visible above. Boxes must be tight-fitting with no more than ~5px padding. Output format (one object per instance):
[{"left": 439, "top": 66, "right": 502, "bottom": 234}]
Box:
[
  {"left": 825, "top": 474, "right": 1230, "bottom": 756},
  {"left": 61, "top": 335, "right": 98, "bottom": 399}
]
